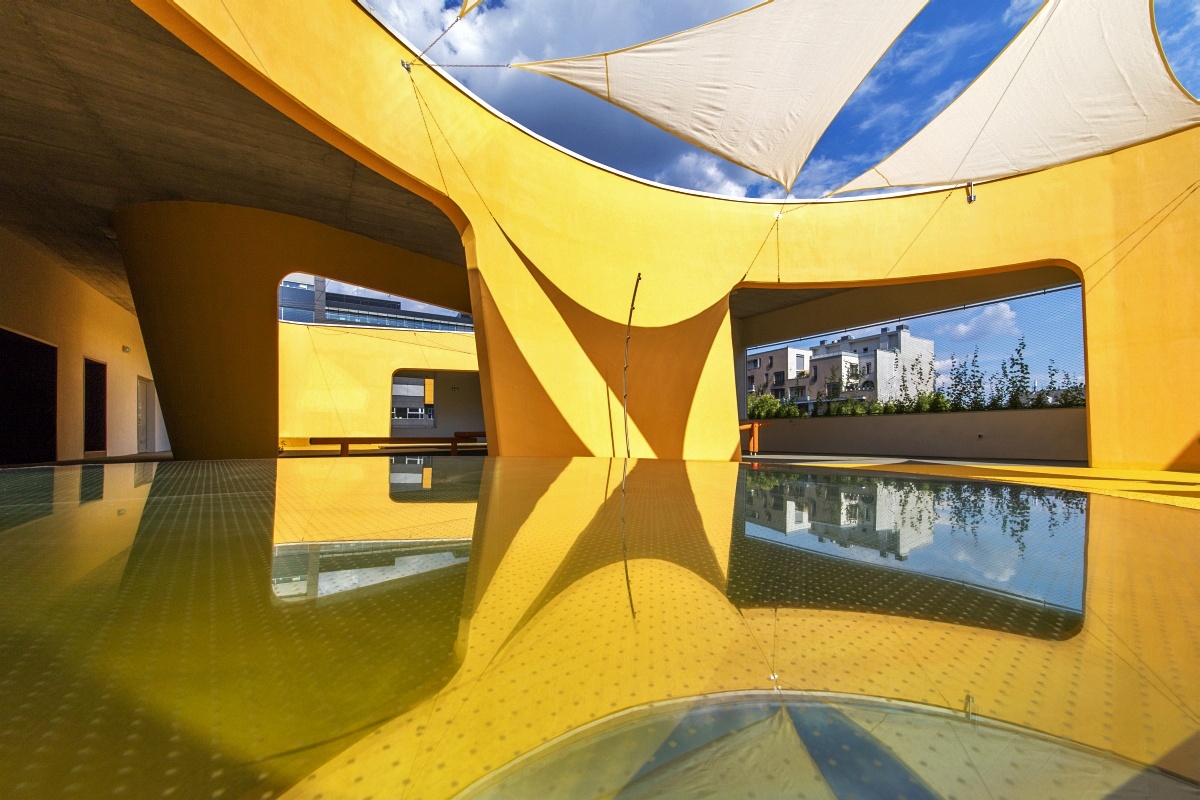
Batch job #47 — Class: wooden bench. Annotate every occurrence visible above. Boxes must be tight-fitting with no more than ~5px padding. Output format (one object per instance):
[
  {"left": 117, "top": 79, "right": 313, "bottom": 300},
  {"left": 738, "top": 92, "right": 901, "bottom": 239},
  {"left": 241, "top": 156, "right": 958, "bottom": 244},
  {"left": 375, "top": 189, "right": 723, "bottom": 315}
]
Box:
[{"left": 309, "top": 436, "right": 463, "bottom": 457}]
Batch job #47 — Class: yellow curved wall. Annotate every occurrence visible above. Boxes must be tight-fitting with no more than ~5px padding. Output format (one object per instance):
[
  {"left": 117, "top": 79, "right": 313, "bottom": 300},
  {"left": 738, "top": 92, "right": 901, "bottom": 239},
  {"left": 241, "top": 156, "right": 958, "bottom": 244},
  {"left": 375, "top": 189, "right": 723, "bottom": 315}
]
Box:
[
  {"left": 115, "top": 203, "right": 471, "bottom": 460},
  {"left": 130, "top": 0, "right": 1200, "bottom": 470},
  {"left": 277, "top": 321, "right": 477, "bottom": 445}
]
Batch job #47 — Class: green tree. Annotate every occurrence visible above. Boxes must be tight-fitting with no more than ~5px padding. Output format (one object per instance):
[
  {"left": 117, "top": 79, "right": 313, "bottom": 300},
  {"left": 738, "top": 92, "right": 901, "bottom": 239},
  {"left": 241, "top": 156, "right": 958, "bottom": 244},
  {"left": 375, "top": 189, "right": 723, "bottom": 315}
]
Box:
[{"left": 1004, "top": 337, "right": 1031, "bottom": 408}]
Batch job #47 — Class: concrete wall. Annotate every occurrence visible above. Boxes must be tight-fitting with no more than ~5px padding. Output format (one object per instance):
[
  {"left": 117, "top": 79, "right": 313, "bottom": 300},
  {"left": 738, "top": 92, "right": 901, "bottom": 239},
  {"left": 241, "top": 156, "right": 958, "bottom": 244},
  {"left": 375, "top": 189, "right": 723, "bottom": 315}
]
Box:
[
  {"left": 0, "top": 226, "right": 168, "bottom": 460},
  {"left": 744, "top": 407, "right": 1088, "bottom": 463}
]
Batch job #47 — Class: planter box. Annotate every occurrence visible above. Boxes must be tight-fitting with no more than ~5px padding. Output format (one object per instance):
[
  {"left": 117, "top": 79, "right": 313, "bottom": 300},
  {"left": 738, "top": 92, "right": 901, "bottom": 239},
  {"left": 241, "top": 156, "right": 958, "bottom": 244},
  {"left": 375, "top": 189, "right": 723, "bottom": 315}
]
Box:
[{"left": 744, "top": 407, "right": 1087, "bottom": 463}]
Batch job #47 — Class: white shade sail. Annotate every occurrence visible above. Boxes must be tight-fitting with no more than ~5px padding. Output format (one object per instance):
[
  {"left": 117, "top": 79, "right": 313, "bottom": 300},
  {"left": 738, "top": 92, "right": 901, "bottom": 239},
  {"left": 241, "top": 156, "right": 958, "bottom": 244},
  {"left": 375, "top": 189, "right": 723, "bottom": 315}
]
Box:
[
  {"left": 836, "top": 0, "right": 1200, "bottom": 194},
  {"left": 516, "top": 0, "right": 928, "bottom": 190}
]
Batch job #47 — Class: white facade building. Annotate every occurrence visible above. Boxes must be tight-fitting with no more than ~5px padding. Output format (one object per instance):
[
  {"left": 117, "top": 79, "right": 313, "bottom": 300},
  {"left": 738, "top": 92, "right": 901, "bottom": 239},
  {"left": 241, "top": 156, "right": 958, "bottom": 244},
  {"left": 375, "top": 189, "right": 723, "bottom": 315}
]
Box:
[{"left": 748, "top": 325, "right": 935, "bottom": 411}]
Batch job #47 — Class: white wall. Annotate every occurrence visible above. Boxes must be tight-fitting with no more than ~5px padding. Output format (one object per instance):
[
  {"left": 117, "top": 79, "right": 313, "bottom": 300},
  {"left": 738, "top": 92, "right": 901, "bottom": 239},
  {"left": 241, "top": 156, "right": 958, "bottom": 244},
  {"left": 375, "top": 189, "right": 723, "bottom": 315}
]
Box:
[{"left": 0, "top": 226, "right": 169, "bottom": 459}]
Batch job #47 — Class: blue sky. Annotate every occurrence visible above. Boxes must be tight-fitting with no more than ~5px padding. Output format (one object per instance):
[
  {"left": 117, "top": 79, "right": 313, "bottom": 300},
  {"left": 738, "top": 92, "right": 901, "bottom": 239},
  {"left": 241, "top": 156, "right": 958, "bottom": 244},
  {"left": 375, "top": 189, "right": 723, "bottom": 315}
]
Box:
[{"left": 374, "top": 0, "right": 1200, "bottom": 198}]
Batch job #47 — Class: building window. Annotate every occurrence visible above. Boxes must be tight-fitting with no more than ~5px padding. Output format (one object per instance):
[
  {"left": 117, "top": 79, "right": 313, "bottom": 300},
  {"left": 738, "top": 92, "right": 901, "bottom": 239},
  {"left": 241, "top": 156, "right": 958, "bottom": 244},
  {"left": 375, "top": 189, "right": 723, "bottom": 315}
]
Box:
[
  {"left": 862, "top": 380, "right": 876, "bottom": 391},
  {"left": 767, "top": 356, "right": 773, "bottom": 368},
  {"left": 773, "top": 371, "right": 785, "bottom": 387},
  {"left": 748, "top": 357, "right": 760, "bottom": 370},
  {"left": 747, "top": 375, "right": 756, "bottom": 390},
  {"left": 866, "top": 363, "right": 872, "bottom": 374},
  {"left": 392, "top": 375, "right": 435, "bottom": 429}
]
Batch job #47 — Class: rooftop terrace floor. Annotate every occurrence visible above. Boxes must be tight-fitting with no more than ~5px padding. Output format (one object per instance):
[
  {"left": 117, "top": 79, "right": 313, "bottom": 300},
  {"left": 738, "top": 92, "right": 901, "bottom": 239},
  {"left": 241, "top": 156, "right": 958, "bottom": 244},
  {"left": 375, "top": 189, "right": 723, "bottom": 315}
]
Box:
[{"left": 0, "top": 455, "right": 1196, "bottom": 798}]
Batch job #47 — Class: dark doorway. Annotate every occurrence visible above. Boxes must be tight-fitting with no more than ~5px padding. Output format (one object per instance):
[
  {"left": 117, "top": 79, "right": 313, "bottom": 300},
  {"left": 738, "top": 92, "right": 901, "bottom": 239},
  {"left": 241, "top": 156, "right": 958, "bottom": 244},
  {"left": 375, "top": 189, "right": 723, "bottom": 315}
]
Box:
[
  {"left": 0, "top": 327, "right": 57, "bottom": 465},
  {"left": 84, "top": 358, "right": 107, "bottom": 454},
  {"left": 137, "top": 377, "right": 156, "bottom": 453}
]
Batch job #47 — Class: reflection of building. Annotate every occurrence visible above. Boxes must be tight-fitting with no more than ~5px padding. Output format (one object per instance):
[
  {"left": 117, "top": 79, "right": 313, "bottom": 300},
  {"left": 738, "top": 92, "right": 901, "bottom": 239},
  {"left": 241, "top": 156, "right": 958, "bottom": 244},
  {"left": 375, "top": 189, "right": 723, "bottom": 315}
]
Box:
[
  {"left": 748, "top": 326, "right": 935, "bottom": 411},
  {"left": 744, "top": 479, "right": 934, "bottom": 560},
  {"left": 271, "top": 539, "right": 470, "bottom": 601},
  {"left": 390, "top": 456, "right": 433, "bottom": 493},
  {"left": 273, "top": 456, "right": 477, "bottom": 601}
]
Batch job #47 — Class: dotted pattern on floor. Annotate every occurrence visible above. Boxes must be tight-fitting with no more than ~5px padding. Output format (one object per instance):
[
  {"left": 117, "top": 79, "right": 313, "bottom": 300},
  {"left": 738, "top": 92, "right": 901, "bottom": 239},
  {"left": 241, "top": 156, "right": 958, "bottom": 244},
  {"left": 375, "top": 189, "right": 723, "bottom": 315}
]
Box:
[{"left": 0, "top": 457, "right": 1197, "bottom": 800}]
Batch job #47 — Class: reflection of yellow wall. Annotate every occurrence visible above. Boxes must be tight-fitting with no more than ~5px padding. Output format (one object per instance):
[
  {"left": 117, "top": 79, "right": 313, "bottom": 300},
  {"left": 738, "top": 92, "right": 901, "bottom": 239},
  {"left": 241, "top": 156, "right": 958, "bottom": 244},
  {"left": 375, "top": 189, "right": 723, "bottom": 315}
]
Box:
[
  {"left": 272, "top": 456, "right": 478, "bottom": 543},
  {"left": 280, "top": 463, "right": 1199, "bottom": 800},
  {"left": 131, "top": 0, "right": 1200, "bottom": 469},
  {"left": 277, "top": 322, "right": 476, "bottom": 443},
  {"left": 0, "top": 464, "right": 153, "bottom": 602}
]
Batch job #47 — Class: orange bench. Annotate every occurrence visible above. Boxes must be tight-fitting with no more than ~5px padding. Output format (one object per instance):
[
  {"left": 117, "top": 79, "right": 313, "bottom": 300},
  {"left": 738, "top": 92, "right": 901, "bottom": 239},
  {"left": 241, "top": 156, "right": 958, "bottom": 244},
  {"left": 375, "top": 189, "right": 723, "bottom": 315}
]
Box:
[{"left": 738, "top": 421, "right": 770, "bottom": 456}]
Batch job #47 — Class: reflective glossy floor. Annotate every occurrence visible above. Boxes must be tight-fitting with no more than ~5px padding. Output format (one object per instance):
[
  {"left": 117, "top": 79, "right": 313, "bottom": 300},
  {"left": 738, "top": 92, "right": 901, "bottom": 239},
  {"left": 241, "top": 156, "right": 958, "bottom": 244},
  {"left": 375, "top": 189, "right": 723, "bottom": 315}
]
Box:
[{"left": 0, "top": 457, "right": 1197, "bottom": 799}]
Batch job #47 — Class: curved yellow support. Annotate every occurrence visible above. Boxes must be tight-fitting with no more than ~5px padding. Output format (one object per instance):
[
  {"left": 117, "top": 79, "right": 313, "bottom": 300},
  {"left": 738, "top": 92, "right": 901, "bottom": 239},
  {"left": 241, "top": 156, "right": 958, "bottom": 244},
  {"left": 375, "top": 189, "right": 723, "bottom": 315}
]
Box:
[
  {"left": 130, "top": 0, "right": 1200, "bottom": 469},
  {"left": 116, "top": 201, "right": 471, "bottom": 460}
]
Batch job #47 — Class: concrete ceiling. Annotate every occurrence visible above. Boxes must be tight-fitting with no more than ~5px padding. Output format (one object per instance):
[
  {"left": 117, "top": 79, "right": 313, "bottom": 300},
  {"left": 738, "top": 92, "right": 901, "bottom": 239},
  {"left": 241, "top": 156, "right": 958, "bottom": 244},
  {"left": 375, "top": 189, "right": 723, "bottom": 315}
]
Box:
[{"left": 0, "top": 0, "right": 465, "bottom": 313}]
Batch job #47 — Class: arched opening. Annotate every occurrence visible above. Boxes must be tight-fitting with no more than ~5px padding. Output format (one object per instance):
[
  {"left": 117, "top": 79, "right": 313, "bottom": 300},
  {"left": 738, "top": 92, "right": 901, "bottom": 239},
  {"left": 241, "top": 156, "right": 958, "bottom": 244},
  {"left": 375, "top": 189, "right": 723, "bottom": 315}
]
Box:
[
  {"left": 732, "top": 265, "right": 1088, "bottom": 464},
  {"left": 276, "top": 273, "right": 485, "bottom": 456}
]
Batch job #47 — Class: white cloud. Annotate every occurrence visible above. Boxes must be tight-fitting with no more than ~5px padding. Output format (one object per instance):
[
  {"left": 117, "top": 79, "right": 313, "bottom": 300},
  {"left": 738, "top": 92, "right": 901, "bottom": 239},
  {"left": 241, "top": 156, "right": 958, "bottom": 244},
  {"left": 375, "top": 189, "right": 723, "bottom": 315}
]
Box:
[
  {"left": 372, "top": 0, "right": 752, "bottom": 76},
  {"left": 791, "top": 155, "right": 875, "bottom": 198},
  {"left": 935, "top": 303, "right": 1020, "bottom": 341},
  {"left": 653, "top": 152, "right": 751, "bottom": 197},
  {"left": 855, "top": 101, "right": 909, "bottom": 134},
  {"left": 924, "top": 78, "right": 968, "bottom": 117},
  {"left": 884, "top": 23, "right": 988, "bottom": 84},
  {"left": 1002, "top": 0, "right": 1042, "bottom": 28}
]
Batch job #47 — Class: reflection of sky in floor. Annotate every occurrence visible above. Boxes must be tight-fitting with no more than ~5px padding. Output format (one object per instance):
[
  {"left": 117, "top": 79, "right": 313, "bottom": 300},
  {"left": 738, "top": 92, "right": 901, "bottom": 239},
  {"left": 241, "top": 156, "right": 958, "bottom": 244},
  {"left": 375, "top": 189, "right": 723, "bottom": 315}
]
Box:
[{"left": 744, "top": 473, "right": 1086, "bottom": 610}]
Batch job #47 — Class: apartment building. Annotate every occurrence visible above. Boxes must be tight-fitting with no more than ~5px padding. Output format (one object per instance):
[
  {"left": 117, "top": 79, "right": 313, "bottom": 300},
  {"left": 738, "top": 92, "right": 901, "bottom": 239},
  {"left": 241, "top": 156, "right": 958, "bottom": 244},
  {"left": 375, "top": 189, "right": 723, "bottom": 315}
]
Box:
[{"left": 748, "top": 325, "right": 935, "bottom": 411}]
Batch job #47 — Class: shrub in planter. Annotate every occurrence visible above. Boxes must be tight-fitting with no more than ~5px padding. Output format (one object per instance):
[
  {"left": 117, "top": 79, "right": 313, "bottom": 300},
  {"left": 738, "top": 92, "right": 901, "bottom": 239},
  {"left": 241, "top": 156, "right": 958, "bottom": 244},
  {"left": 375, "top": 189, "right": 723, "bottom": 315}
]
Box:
[
  {"left": 930, "top": 392, "right": 952, "bottom": 413},
  {"left": 882, "top": 402, "right": 898, "bottom": 414},
  {"left": 866, "top": 399, "right": 884, "bottom": 415},
  {"left": 747, "top": 393, "right": 781, "bottom": 419}
]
